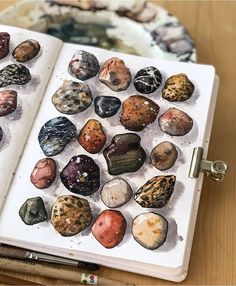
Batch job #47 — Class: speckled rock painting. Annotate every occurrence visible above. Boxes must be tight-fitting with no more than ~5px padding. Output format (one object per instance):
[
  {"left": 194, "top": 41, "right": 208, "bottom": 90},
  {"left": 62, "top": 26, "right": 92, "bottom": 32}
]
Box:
[
  {"left": 0, "top": 64, "right": 31, "bottom": 87},
  {"left": 51, "top": 195, "right": 92, "bottom": 236},
  {"left": 120, "top": 95, "right": 160, "bottom": 131},
  {"left": 134, "top": 175, "right": 176, "bottom": 208},
  {"left": 51, "top": 80, "right": 93, "bottom": 115},
  {"left": 60, "top": 155, "right": 100, "bottom": 196},
  {"left": 162, "top": 74, "right": 194, "bottom": 102},
  {"left": 78, "top": 119, "right": 106, "bottom": 154}
]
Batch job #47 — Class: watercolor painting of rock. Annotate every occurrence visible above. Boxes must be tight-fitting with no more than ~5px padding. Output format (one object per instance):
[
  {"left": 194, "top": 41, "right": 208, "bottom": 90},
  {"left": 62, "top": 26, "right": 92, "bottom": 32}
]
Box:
[{"left": 0, "top": 0, "right": 196, "bottom": 62}]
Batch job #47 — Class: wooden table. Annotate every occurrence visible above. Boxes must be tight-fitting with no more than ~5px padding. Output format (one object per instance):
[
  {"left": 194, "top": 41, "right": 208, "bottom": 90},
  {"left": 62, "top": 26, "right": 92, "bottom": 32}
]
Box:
[{"left": 0, "top": 1, "right": 235, "bottom": 285}]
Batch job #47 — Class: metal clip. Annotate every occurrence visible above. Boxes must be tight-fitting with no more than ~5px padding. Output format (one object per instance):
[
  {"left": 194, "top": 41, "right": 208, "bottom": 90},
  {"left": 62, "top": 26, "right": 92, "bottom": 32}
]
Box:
[{"left": 189, "top": 147, "right": 228, "bottom": 181}]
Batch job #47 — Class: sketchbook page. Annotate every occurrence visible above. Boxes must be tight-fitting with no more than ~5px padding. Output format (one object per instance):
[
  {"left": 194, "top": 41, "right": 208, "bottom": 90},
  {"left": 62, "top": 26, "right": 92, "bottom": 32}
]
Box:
[
  {"left": 0, "top": 25, "right": 62, "bottom": 209},
  {"left": 0, "top": 43, "right": 215, "bottom": 273}
]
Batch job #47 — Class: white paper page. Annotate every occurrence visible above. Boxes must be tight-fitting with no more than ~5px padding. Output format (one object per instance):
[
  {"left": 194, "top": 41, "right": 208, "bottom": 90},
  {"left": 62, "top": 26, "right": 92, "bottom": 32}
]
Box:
[
  {"left": 0, "top": 25, "right": 62, "bottom": 209},
  {"left": 0, "top": 43, "right": 215, "bottom": 272}
]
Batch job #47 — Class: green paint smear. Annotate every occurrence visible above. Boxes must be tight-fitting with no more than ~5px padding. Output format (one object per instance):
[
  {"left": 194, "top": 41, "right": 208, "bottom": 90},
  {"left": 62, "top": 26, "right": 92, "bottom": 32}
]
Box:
[{"left": 40, "top": 15, "right": 139, "bottom": 55}]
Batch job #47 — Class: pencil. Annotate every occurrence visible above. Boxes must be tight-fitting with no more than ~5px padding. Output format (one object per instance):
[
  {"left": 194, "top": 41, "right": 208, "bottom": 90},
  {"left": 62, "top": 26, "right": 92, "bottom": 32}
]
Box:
[{"left": 0, "top": 258, "right": 134, "bottom": 285}]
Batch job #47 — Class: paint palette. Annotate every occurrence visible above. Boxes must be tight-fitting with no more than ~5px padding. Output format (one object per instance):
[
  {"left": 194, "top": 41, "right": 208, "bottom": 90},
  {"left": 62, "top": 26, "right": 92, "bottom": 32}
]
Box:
[{"left": 0, "top": 0, "right": 196, "bottom": 62}]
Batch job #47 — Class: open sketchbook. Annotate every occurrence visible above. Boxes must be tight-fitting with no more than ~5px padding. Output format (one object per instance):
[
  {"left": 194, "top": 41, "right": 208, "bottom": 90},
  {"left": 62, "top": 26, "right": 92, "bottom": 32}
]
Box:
[{"left": 0, "top": 24, "right": 218, "bottom": 282}]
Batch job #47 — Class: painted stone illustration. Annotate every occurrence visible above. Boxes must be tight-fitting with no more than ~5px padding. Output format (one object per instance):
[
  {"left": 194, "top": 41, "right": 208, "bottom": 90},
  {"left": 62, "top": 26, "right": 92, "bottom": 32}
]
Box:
[
  {"left": 150, "top": 141, "right": 178, "bottom": 170},
  {"left": 92, "top": 210, "right": 127, "bottom": 248},
  {"left": 52, "top": 80, "right": 93, "bottom": 115},
  {"left": 51, "top": 195, "right": 92, "bottom": 236},
  {"left": 0, "top": 90, "right": 17, "bottom": 117},
  {"left": 60, "top": 155, "right": 100, "bottom": 196},
  {"left": 103, "top": 133, "right": 146, "bottom": 175},
  {"left": 133, "top": 66, "right": 162, "bottom": 94},
  {"left": 158, "top": 107, "right": 193, "bottom": 136},
  {"left": 0, "top": 32, "right": 10, "bottom": 60},
  {"left": 101, "top": 178, "right": 133, "bottom": 208},
  {"left": 0, "top": 64, "right": 31, "bottom": 87},
  {"left": 12, "top": 39, "right": 41, "bottom": 62},
  {"left": 68, "top": 50, "right": 100, "bottom": 80},
  {"left": 94, "top": 96, "right": 121, "bottom": 118},
  {"left": 120, "top": 95, "right": 159, "bottom": 131},
  {"left": 78, "top": 119, "right": 106, "bottom": 154},
  {"left": 38, "top": 116, "right": 77, "bottom": 156},
  {"left": 19, "top": 197, "right": 48, "bottom": 225},
  {"left": 99, "top": 57, "right": 131, "bottom": 91},
  {"left": 134, "top": 175, "right": 176, "bottom": 208},
  {"left": 162, "top": 73, "right": 194, "bottom": 101},
  {"left": 30, "top": 158, "right": 57, "bottom": 189},
  {"left": 132, "top": 212, "right": 168, "bottom": 250}
]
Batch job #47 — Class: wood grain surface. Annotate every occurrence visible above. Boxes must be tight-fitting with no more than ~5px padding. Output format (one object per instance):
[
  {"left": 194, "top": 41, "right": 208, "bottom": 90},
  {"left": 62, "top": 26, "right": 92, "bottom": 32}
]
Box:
[{"left": 0, "top": 1, "right": 235, "bottom": 285}]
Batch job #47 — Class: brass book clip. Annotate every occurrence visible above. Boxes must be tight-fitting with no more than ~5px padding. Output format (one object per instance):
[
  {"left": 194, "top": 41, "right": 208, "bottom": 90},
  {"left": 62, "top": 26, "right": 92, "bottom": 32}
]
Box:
[{"left": 189, "top": 147, "right": 228, "bottom": 181}]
